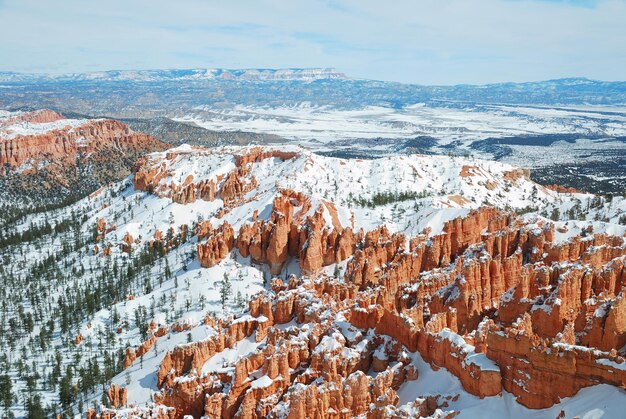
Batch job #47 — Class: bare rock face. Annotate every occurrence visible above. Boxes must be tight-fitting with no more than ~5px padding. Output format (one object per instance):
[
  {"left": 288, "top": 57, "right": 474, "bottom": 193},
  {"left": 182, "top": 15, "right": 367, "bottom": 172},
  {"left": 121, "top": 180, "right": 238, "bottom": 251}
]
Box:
[
  {"left": 1, "top": 115, "right": 166, "bottom": 168},
  {"left": 122, "top": 347, "right": 136, "bottom": 369},
  {"left": 235, "top": 192, "right": 356, "bottom": 275},
  {"left": 486, "top": 314, "right": 626, "bottom": 408},
  {"left": 106, "top": 384, "right": 128, "bottom": 408},
  {"left": 0, "top": 110, "right": 168, "bottom": 206},
  {"left": 197, "top": 222, "right": 235, "bottom": 268},
  {"left": 144, "top": 206, "right": 626, "bottom": 417}
]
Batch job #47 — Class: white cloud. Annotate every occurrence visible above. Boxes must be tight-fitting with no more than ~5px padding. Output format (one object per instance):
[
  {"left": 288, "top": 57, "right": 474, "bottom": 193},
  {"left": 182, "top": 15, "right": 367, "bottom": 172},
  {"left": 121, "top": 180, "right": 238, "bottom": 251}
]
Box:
[{"left": 0, "top": 0, "right": 624, "bottom": 84}]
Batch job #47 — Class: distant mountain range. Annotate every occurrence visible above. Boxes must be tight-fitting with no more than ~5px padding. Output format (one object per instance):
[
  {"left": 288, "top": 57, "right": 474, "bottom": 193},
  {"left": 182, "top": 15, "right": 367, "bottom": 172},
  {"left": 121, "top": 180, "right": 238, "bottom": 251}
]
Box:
[
  {"left": 1, "top": 68, "right": 625, "bottom": 115},
  {"left": 0, "top": 68, "right": 348, "bottom": 83}
]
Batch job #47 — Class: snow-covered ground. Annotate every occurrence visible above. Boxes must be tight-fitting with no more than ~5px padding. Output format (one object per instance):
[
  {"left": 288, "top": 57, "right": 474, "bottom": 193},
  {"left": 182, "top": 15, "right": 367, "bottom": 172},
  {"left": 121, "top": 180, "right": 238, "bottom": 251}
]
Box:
[
  {"left": 134, "top": 145, "right": 626, "bottom": 237},
  {"left": 1, "top": 145, "right": 625, "bottom": 417},
  {"left": 174, "top": 103, "right": 626, "bottom": 146},
  {"left": 0, "top": 110, "right": 94, "bottom": 140},
  {"left": 396, "top": 351, "right": 626, "bottom": 418}
]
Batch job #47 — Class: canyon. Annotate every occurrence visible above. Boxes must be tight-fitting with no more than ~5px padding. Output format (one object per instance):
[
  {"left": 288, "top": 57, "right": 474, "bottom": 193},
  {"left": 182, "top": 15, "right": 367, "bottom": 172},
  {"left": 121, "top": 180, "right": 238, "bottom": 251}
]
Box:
[
  {"left": 2, "top": 107, "right": 626, "bottom": 418},
  {"left": 74, "top": 145, "right": 626, "bottom": 418}
]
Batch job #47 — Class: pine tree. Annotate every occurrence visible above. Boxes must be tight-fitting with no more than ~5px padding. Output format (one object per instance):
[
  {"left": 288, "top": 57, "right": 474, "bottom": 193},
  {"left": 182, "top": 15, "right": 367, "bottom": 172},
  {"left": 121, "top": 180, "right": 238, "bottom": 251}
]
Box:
[
  {"left": 550, "top": 207, "right": 560, "bottom": 221},
  {"left": 235, "top": 291, "right": 246, "bottom": 310},
  {"left": 0, "top": 373, "right": 12, "bottom": 409},
  {"left": 59, "top": 375, "right": 72, "bottom": 408},
  {"left": 26, "top": 394, "right": 45, "bottom": 419},
  {"left": 220, "top": 273, "right": 232, "bottom": 309}
]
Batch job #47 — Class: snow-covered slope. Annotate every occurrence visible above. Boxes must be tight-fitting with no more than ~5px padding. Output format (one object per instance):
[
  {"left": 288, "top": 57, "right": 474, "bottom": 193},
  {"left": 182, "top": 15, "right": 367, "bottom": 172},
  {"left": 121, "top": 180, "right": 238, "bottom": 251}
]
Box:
[
  {"left": 129, "top": 144, "right": 626, "bottom": 236},
  {"left": 0, "top": 109, "right": 94, "bottom": 140},
  {"left": 1, "top": 145, "right": 625, "bottom": 417}
]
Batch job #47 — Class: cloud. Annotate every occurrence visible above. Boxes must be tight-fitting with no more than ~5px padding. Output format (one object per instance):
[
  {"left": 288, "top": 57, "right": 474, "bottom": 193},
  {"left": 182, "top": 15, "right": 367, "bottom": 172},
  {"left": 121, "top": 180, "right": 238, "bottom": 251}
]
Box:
[{"left": 0, "top": 0, "right": 624, "bottom": 84}]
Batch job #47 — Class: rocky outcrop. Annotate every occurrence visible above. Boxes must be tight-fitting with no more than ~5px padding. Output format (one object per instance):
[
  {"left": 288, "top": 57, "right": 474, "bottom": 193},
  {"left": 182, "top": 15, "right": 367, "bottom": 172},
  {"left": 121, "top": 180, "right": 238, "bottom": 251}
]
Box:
[
  {"left": 233, "top": 148, "right": 299, "bottom": 167},
  {"left": 197, "top": 222, "right": 235, "bottom": 268},
  {"left": 132, "top": 147, "right": 298, "bottom": 206},
  {"left": 87, "top": 140, "right": 626, "bottom": 418},
  {"left": 485, "top": 314, "right": 626, "bottom": 408},
  {"left": 235, "top": 192, "right": 356, "bottom": 275},
  {"left": 106, "top": 384, "right": 127, "bottom": 408},
  {"left": 90, "top": 405, "right": 175, "bottom": 419},
  {"left": 102, "top": 204, "right": 626, "bottom": 417},
  {"left": 122, "top": 332, "right": 160, "bottom": 369},
  {"left": 1, "top": 116, "right": 166, "bottom": 168},
  {"left": 0, "top": 110, "right": 167, "bottom": 207},
  {"left": 0, "top": 109, "right": 64, "bottom": 128}
]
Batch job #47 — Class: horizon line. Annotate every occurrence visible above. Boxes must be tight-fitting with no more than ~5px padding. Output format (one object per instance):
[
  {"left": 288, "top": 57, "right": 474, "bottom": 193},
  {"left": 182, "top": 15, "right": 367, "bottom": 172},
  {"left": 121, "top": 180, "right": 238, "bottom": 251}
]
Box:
[{"left": 0, "top": 67, "right": 625, "bottom": 87}]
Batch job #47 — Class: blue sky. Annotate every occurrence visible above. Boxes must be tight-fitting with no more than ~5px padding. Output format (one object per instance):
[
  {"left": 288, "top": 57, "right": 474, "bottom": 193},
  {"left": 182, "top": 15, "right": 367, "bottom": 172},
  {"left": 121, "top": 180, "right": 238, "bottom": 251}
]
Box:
[{"left": 0, "top": 0, "right": 624, "bottom": 84}]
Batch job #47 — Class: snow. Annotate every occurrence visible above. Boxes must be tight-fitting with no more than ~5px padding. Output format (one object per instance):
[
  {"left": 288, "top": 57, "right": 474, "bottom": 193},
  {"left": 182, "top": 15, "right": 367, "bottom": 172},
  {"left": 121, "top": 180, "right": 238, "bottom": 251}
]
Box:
[
  {"left": 596, "top": 358, "right": 626, "bottom": 371},
  {"left": 250, "top": 374, "right": 274, "bottom": 389},
  {"left": 436, "top": 329, "right": 500, "bottom": 372},
  {"left": 111, "top": 324, "right": 217, "bottom": 405},
  {"left": 133, "top": 144, "right": 595, "bottom": 243},
  {"left": 2, "top": 140, "right": 625, "bottom": 416},
  {"left": 552, "top": 220, "right": 626, "bottom": 245},
  {"left": 0, "top": 111, "right": 95, "bottom": 139},
  {"left": 202, "top": 336, "right": 262, "bottom": 374},
  {"left": 175, "top": 103, "right": 626, "bottom": 146},
  {"left": 396, "top": 350, "right": 626, "bottom": 418}
]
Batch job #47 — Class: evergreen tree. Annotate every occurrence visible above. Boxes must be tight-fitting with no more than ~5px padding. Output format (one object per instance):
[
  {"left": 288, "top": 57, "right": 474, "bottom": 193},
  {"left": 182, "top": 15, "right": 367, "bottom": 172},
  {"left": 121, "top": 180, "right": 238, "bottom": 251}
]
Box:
[
  {"left": 26, "top": 394, "right": 46, "bottom": 419},
  {"left": 220, "top": 273, "right": 232, "bottom": 309},
  {"left": 0, "top": 373, "right": 12, "bottom": 409}
]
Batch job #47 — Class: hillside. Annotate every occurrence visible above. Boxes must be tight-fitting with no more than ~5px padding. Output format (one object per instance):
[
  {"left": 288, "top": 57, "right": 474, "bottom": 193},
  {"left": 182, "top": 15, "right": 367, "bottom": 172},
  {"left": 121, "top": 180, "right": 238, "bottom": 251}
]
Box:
[
  {"left": 1, "top": 145, "right": 625, "bottom": 417},
  {"left": 0, "top": 109, "right": 168, "bottom": 222}
]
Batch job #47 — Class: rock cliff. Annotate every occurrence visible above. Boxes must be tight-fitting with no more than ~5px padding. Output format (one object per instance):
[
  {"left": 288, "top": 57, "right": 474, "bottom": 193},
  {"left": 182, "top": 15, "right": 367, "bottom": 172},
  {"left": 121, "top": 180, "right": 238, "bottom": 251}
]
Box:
[
  {"left": 111, "top": 206, "right": 626, "bottom": 418},
  {"left": 87, "top": 145, "right": 626, "bottom": 418},
  {"left": 0, "top": 109, "right": 167, "bottom": 206}
]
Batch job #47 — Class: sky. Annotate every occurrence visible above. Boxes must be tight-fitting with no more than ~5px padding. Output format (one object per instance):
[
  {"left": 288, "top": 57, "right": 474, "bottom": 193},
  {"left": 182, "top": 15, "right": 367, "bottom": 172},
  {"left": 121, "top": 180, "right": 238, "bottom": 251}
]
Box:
[{"left": 0, "top": 0, "right": 624, "bottom": 85}]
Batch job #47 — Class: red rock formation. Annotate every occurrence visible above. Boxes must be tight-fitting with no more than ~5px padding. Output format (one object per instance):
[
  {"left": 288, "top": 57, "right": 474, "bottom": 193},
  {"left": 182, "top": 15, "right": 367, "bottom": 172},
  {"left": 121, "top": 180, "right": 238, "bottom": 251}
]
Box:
[
  {"left": 90, "top": 406, "right": 176, "bottom": 419},
  {"left": 486, "top": 314, "right": 626, "bottom": 408},
  {"left": 106, "top": 384, "right": 128, "bottom": 408},
  {"left": 233, "top": 148, "right": 299, "bottom": 167},
  {"left": 220, "top": 167, "right": 258, "bottom": 206},
  {"left": 102, "top": 244, "right": 112, "bottom": 257},
  {"left": 120, "top": 232, "right": 134, "bottom": 253},
  {"left": 102, "top": 196, "right": 626, "bottom": 417},
  {"left": 545, "top": 184, "right": 581, "bottom": 194},
  {"left": 197, "top": 222, "right": 235, "bottom": 268},
  {"left": 1, "top": 117, "right": 166, "bottom": 168},
  {"left": 122, "top": 347, "right": 136, "bottom": 369},
  {"left": 235, "top": 193, "right": 356, "bottom": 275},
  {"left": 0, "top": 109, "right": 63, "bottom": 127},
  {"left": 132, "top": 147, "right": 298, "bottom": 206}
]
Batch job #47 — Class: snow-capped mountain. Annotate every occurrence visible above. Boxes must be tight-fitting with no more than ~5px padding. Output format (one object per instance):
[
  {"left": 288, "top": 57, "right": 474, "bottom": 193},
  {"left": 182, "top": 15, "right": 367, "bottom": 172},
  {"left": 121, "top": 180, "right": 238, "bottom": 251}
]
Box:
[
  {"left": 0, "top": 68, "right": 348, "bottom": 84},
  {"left": 2, "top": 143, "right": 626, "bottom": 417}
]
